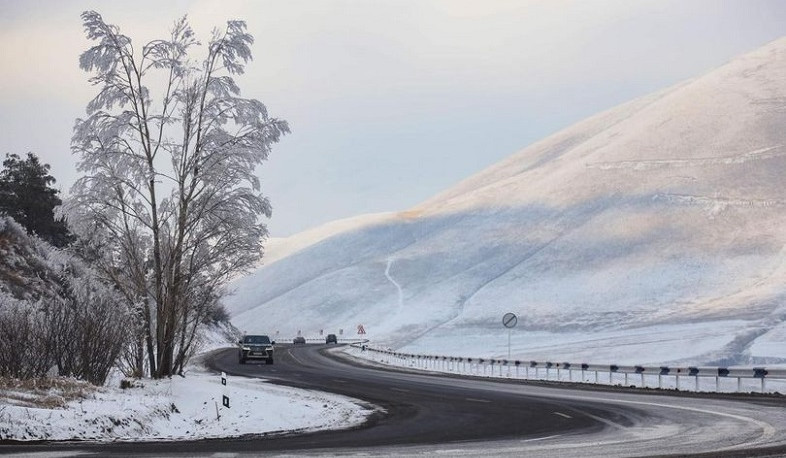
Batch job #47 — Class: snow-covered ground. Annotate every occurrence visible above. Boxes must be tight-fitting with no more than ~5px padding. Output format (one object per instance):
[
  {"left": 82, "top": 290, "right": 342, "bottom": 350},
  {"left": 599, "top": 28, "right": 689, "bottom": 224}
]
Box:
[
  {"left": 227, "top": 37, "right": 786, "bottom": 368},
  {"left": 0, "top": 349, "right": 375, "bottom": 442}
]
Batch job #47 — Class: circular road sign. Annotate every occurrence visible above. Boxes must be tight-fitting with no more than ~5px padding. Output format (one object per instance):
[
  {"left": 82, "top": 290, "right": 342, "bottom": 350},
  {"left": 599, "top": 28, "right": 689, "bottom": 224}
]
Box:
[{"left": 502, "top": 312, "right": 517, "bottom": 328}]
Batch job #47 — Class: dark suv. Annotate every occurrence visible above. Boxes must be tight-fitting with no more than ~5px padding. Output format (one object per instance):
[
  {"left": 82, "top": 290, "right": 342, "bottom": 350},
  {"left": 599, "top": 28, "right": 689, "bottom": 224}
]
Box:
[
  {"left": 238, "top": 335, "right": 275, "bottom": 364},
  {"left": 326, "top": 333, "right": 338, "bottom": 344}
]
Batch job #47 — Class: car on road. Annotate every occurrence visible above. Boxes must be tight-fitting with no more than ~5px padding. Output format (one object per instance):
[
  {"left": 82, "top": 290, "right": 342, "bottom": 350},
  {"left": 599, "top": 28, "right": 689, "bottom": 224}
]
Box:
[
  {"left": 326, "top": 333, "right": 338, "bottom": 344},
  {"left": 293, "top": 336, "right": 306, "bottom": 344},
  {"left": 238, "top": 334, "right": 275, "bottom": 364}
]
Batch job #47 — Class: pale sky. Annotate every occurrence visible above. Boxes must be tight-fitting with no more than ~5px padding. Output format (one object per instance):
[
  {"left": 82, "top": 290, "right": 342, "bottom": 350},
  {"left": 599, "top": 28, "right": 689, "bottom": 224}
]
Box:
[{"left": 1, "top": 0, "right": 786, "bottom": 236}]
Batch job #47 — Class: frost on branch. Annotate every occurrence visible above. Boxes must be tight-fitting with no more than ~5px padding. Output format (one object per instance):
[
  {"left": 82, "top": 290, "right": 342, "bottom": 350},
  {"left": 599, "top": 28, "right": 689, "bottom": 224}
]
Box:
[
  {"left": 65, "top": 11, "right": 289, "bottom": 378},
  {"left": 0, "top": 216, "right": 130, "bottom": 385}
]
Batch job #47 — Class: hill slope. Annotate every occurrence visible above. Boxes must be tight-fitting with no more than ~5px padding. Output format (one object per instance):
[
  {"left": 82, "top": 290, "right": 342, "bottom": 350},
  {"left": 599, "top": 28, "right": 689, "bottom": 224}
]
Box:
[{"left": 228, "top": 37, "right": 786, "bottom": 366}]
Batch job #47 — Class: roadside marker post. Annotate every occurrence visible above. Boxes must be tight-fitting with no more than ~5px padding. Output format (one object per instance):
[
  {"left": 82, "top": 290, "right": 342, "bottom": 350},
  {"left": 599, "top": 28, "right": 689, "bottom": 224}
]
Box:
[{"left": 221, "top": 372, "right": 229, "bottom": 409}]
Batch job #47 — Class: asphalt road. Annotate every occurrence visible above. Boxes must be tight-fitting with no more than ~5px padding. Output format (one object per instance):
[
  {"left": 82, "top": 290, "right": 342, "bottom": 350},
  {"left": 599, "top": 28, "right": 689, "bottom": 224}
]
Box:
[
  {"left": 207, "top": 343, "right": 611, "bottom": 449},
  {"left": 3, "top": 344, "right": 786, "bottom": 457}
]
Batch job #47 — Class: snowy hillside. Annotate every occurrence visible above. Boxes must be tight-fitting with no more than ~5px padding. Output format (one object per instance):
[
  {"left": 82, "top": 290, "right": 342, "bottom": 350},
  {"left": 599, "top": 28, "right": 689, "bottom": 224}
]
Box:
[{"left": 228, "top": 37, "right": 786, "bottom": 367}]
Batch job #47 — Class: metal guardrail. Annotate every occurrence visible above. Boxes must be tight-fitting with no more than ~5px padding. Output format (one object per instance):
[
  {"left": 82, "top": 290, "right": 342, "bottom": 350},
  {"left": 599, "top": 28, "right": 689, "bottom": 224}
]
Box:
[
  {"left": 348, "top": 343, "right": 786, "bottom": 393},
  {"left": 293, "top": 338, "right": 368, "bottom": 344}
]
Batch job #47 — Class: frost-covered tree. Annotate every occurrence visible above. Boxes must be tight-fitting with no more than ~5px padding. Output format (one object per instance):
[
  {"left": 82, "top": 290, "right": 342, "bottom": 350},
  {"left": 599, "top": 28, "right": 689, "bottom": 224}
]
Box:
[{"left": 64, "top": 11, "right": 289, "bottom": 378}]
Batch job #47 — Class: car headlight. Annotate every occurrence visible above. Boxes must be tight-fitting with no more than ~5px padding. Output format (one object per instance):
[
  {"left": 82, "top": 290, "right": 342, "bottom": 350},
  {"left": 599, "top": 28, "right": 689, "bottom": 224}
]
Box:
[{"left": 242, "top": 347, "right": 251, "bottom": 351}]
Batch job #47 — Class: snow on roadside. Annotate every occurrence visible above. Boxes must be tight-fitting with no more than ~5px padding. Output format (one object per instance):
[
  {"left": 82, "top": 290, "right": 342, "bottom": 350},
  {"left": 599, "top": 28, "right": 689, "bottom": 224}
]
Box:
[{"left": 0, "top": 354, "right": 376, "bottom": 441}]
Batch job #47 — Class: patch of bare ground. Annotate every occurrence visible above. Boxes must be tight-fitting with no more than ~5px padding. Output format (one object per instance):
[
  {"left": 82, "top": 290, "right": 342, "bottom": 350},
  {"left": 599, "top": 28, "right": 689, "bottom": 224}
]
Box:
[{"left": 0, "top": 377, "right": 96, "bottom": 409}]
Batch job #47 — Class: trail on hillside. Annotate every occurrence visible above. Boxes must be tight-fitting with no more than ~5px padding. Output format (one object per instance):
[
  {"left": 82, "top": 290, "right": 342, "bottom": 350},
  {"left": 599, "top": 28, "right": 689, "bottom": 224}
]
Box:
[{"left": 385, "top": 258, "right": 404, "bottom": 315}]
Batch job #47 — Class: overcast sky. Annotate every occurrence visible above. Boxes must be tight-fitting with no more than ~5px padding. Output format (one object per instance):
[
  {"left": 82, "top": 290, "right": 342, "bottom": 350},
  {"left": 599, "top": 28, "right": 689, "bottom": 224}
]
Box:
[{"left": 2, "top": 0, "right": 786, "bottom": 236}]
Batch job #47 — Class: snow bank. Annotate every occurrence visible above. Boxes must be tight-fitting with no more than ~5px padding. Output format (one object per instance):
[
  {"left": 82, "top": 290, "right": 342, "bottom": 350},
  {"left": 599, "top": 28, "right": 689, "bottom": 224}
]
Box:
[{"left": 0, "top": 358, "right": 375, "bottom": 441}]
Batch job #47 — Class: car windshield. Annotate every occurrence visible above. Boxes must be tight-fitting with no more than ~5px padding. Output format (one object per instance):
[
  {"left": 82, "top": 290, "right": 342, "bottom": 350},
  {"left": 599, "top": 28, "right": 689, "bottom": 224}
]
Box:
[{"left": 243, "top": 335, "right": 271, "bottom": 344}]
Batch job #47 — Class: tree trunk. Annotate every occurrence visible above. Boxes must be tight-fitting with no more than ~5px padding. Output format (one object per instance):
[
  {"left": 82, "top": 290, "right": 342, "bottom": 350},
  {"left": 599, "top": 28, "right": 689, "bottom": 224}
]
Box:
[{"left": 143, "top": 297, "right": 157, "bottom": 377}]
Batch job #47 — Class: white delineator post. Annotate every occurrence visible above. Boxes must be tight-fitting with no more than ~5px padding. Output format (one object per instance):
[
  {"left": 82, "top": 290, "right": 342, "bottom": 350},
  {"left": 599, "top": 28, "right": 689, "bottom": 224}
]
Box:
[{"left": 221, "top": 372, "right": 229, "bottom": 409}]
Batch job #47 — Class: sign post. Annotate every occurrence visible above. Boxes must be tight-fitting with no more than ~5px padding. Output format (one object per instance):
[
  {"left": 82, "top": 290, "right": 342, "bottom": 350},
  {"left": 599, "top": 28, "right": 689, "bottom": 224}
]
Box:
[{"left": 502, "top": 312, "right": 517, "bottom": 360}]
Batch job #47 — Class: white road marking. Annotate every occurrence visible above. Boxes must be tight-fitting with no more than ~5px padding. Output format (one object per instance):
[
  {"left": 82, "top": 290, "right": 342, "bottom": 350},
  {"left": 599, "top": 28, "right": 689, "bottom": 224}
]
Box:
[
  {"left": 287, "top": 349, "right": 306, "bottom": 365},
  {"left": 520, "top": 434, "right": 562, "bottom": 443},
  {"left": 542, "top": 392, "right": 778, "bottom": 451},
  {"left": 332, "top": 379, "right": 348, "bottom": 384},
  {"left": 391, "top": 387, "right": 410, "bottom": 393},
  {"left": 553, "top": 411, "right": 572, "bottom": 419},
  {"left": 465, "top": 398, "right": 491, "bottom": 403}
]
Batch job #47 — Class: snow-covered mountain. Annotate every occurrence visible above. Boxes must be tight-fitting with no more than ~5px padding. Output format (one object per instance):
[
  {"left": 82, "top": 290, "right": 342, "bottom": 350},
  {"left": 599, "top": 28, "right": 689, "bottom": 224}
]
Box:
[{"left": 228, "top": 38, "right": 786, "bottom": 366}]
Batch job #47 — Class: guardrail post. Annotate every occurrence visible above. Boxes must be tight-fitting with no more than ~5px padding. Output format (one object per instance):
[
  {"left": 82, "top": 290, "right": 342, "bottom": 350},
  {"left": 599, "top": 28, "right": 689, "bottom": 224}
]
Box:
[
  {"left": 676, "top": 374, "right": 680, "bottom": 390},
  {"left": 659, "top": 367, "right": 669, "bottom": 389},
  {"left": 754, "top": 368, "right": 768, "bottom": 393},
  {"left": 563, "top": 363, "right": 571, "bottom": 382},
  {"left": 624, "top": 372, "right": 628, "bottom": 386},
  {"left": 688, "top": 367, "right": 699, "bottom": 391},
  {"left": 737, "top": 377, "right": 741, "bottom": 393}
]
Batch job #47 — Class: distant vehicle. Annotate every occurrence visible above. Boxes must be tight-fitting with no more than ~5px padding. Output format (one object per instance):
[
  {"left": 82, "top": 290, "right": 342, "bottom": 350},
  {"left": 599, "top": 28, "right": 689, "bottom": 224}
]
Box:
[
  {"left": 293, "top": 336, "right": 306, "bottom": 344},
  {"left": 326, "top": 333, "right": 338, "bottom": 344},
  {"left": 238, "top": 335, "right": 275, "bottom": 364}
]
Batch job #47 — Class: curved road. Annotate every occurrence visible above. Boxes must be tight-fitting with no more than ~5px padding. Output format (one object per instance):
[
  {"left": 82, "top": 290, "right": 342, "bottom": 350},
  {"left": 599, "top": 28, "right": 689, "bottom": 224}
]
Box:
[{"left": 3, "top": 344, "right": 786, "bottom": 456}]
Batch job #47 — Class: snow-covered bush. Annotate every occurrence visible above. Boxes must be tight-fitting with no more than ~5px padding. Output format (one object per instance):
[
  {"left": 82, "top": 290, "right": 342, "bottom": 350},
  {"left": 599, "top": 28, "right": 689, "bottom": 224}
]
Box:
[{"left": 0, "top": 216, "right": 130, "bottom": 385}]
